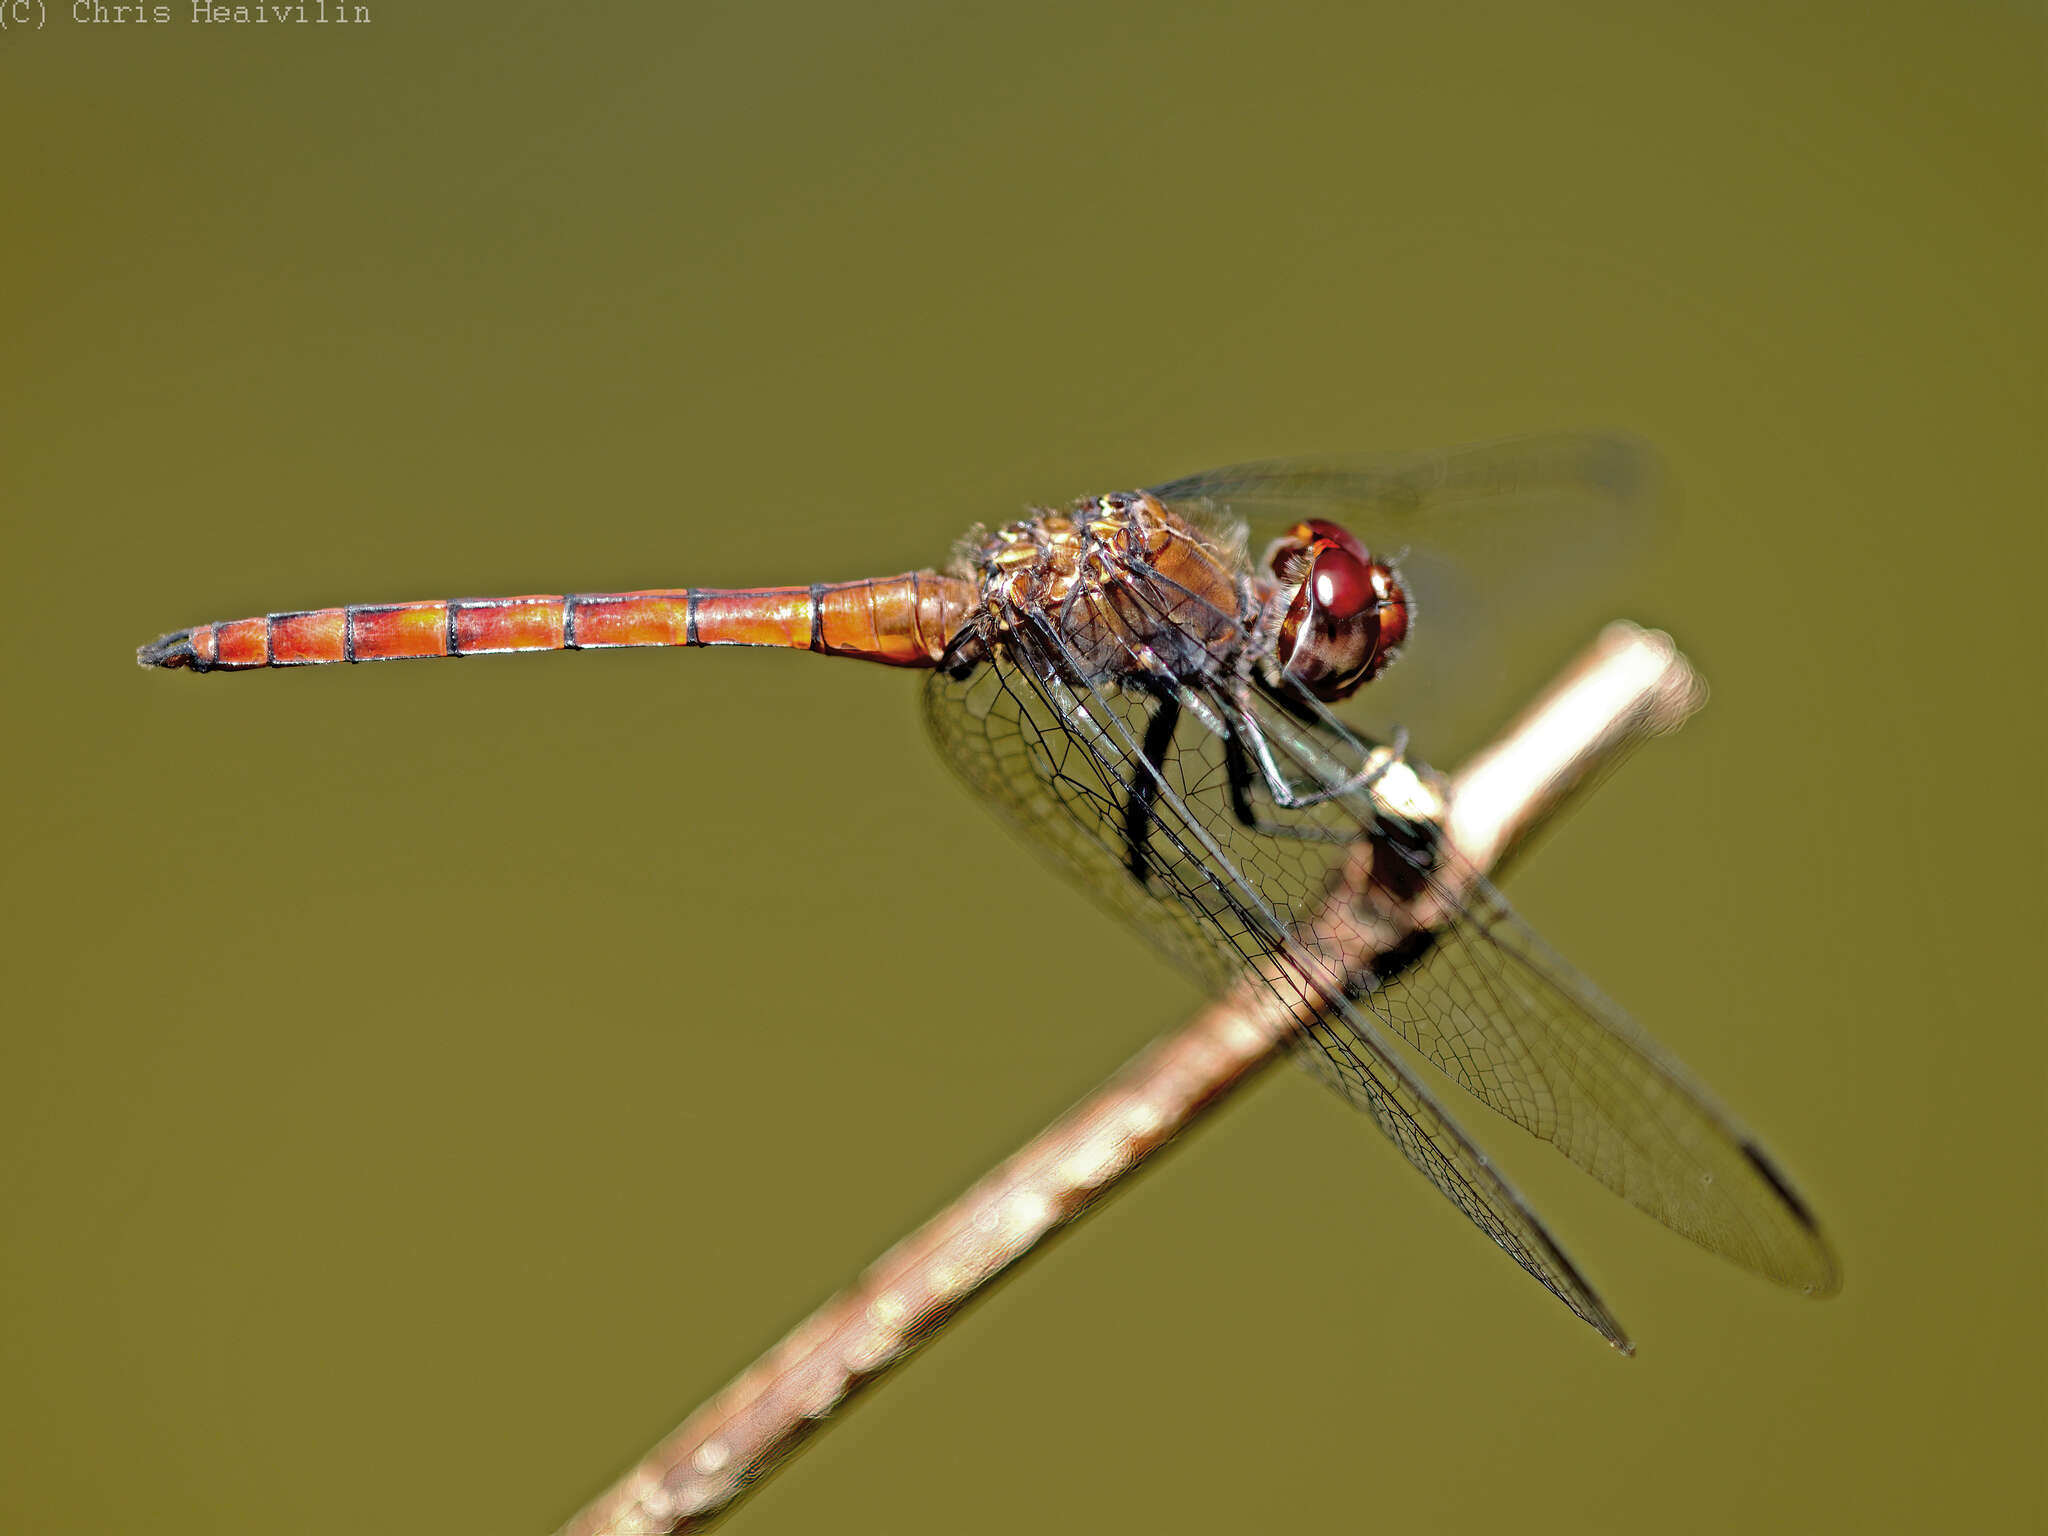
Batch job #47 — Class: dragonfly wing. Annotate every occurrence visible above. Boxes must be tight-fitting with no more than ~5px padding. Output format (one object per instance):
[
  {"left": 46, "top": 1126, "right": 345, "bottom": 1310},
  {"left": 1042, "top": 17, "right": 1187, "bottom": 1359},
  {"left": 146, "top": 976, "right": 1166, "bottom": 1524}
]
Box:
[
  {"left": 1368, "top": 866, "right": 1840, "bottom": 1294},
  {"left": 1147, "top": 431, "right": 1660, "bottom": 527},
  {"left": 922, "top": 641, "right": 1238, "bottom": 997},
  {"left": 1150, "top": 432, "right": 1667, "bottom": 756},
  {"left": 1288, "top": 1003, "right": 1629, "bottom": 1348},
  {"left": 923, "top": 617, "right": 1633, "bottom": 1349},
  {"left": 1232, "top": 681, "right": 1839, "bottom": 1295}
]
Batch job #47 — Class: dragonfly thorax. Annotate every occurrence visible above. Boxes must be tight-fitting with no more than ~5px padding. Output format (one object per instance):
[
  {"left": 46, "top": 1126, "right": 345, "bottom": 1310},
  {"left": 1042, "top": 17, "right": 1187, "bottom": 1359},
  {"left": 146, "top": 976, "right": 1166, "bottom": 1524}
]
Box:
[{"left": 960, "top": 492, "right": 1251, "bottom": 688}]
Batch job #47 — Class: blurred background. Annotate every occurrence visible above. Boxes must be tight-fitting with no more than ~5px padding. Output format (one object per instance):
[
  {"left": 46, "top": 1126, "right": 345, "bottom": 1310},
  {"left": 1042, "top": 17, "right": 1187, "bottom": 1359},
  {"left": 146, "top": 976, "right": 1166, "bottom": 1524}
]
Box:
[{"left": 3, "top": 3, "right": 2040, "bottom": 1532}]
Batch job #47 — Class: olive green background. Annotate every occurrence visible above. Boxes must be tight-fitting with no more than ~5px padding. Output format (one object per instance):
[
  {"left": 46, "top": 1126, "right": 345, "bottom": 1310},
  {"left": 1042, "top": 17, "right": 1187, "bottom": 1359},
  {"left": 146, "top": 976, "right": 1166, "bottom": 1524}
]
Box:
[{"left": 3, "top": 3, "right": 2040, "bottom": 1533}]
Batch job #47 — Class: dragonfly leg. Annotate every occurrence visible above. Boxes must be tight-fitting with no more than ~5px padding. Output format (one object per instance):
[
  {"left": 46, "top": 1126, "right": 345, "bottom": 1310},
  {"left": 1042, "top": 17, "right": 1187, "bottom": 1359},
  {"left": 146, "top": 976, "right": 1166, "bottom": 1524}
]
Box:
[
  {"left": 1221, "top": 718, "right": 1352, "bottom": 843},
  {"left": 1123, "top": 690, "right": 1181, "bottom": 885},
  {"left": 1234, "top": 697, "right": 1405, "bottom": 814}
]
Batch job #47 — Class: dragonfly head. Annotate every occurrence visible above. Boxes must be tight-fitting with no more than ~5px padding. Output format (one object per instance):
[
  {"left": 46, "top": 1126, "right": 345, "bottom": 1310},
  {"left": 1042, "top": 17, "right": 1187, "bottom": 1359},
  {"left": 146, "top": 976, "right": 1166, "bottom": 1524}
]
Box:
[{"left": 1264, "top": 519, "right": 1409, "bottom": 702}]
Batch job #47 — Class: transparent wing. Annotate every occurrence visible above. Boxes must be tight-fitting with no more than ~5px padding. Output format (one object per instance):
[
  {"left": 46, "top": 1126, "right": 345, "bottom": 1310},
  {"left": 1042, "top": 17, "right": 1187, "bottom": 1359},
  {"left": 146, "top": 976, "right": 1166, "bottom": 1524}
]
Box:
[
  {"left": 1150, "top": 432, "right": 1667, "bottom": 758},
  {"left": 1236, "top": 685, "right": 1839, "bottom": 1297},
  {"left": 1147, "top": 431, "right": 1660, "bottom": 521},
  {"left": 924, "top": 618, "right": 1634, "bottom": 1349}
]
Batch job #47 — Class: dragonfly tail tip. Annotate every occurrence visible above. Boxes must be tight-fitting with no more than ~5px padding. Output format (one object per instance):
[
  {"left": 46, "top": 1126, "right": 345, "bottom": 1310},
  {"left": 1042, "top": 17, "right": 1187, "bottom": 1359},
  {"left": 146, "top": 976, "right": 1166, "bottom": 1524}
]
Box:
[{"left": 137, "top": 630, "right": 199, "bottom": 671}]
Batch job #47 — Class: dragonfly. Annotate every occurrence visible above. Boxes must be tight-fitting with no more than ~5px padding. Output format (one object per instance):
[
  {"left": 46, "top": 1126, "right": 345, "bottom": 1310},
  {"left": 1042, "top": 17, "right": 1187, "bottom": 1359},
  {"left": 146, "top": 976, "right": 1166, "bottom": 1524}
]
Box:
[{"left": 138, "top": 433, "right": 1837, "bottom": 1351}]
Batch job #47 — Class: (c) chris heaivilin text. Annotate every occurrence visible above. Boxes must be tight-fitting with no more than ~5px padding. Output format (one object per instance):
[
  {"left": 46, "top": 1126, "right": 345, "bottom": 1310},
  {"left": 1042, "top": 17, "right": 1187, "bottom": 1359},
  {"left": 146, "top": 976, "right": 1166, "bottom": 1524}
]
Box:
[{"left": 71, "top": 2, "right": 371, "bottom": 22}]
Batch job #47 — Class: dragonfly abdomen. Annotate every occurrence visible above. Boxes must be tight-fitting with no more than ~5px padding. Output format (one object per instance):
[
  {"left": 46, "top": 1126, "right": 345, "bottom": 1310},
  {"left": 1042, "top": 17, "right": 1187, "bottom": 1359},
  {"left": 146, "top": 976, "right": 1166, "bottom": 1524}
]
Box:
[{"left": 137, "top": 573, "right": 974, "bottom": 673}]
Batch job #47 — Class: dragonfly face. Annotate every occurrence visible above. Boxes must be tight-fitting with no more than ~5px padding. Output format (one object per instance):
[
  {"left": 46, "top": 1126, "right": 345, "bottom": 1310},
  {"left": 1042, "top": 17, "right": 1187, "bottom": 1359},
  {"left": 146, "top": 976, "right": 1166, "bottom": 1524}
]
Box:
[{"left": 1263, "top": 518, "right": 1410, "bottom": 703}]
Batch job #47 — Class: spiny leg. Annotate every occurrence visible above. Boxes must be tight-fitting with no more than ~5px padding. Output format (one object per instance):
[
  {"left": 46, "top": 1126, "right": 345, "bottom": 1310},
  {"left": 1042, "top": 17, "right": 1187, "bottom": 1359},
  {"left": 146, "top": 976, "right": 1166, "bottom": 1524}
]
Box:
[
  {"left": 1223, "top": 721, "right": 1264, "bottom": 831},
  {"left": 1221, "top": 713, "right": 1351, "bottom": 844},
  {"left": 1234, "top": 694, "right": 1407, "bottom": 815},
  {"left": 1124, "top": 690, "right": 1182, "bottom": 885}
]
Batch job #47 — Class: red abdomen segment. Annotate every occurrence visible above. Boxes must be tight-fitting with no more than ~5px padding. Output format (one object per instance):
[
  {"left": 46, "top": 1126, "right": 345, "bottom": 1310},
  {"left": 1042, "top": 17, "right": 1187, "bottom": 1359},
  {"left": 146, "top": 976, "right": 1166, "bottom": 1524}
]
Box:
[{"left": 137, "top": 573, "right": 975, "bottom": 672}]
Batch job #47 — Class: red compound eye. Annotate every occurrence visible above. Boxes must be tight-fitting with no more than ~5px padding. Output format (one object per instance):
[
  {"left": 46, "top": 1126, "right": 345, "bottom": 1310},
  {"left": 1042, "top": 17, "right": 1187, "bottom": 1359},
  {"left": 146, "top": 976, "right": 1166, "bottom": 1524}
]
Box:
[
  {"left": 1308, "top": 542, "right": 1377, "bottom": 623},
  {"left": 1267, "top": 518, "right": 1369, "bottom": 581},
  {"left": 1273, "top": 521, "right": 1409, "bottom": 702}
]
